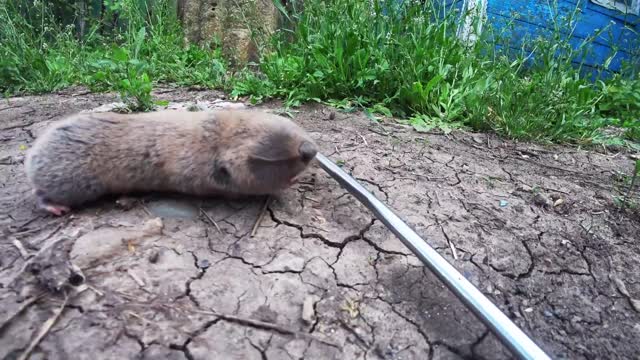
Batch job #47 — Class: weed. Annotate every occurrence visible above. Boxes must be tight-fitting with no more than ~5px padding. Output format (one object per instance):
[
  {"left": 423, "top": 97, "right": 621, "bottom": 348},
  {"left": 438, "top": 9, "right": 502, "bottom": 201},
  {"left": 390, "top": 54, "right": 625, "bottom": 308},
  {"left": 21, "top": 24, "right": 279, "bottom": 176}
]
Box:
[
  {"left": 402, "top": 114, "right": 467, "bottom": 134},
  {"left": 0, "top": 0, "right": 227, "bottom": 108},
  {"left": 235, "top": 0, "right": 639, "bottom": 145},
  {"left": 619, "top": 160, "right": 640, "bottom": 212},
  {"left": 229, "top": 71, "right": 277, "bottom": 104},
  {"left": 88, "top": 28, "right": 157, "bottom": 111}
]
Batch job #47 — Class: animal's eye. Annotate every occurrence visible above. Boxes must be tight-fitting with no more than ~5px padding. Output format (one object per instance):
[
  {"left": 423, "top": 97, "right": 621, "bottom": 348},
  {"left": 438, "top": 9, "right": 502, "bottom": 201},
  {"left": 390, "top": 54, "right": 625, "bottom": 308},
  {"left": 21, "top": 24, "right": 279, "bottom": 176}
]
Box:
[{"left": 212, "top": 160, "right": 231, "bottom": 186}]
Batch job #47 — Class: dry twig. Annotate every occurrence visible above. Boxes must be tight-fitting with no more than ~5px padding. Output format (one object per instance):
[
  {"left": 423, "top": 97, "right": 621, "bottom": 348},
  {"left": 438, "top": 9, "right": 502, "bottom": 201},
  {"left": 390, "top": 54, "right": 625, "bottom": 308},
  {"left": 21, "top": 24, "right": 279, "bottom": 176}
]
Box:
[
  {"left": 438, "top": 221, "right": 458, "bottom": 260},
  {"left": 18, "top": 293, "right": 69, "bottom": 360},
  {"left": 12, "top": 239, "right": 31, "bottom": 259},
  {"left": 165, "top": 305, "right": 341, "bottom": 349},
  {"left": 200, "top": 208, "right": 222, "bottom": 233},
  {"left": 357, "top": 133, "right": 368, "bottom": 146},
  {"left": 0, "top": 293, "right": 45, "bottom": 334},
  {"left": 126, "top": 269, "right": 146, "bottom": 287},
  {"left": 250, "top": 196, "right": 271, "bottom": 238}
]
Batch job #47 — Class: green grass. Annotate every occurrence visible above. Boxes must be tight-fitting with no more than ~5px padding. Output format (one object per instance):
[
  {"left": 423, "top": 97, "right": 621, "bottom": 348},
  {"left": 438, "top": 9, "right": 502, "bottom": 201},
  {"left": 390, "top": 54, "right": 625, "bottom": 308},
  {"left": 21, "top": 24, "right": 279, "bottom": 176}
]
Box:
[
  {"left": 1, "top": 0, "right": 639, "bottom": 147},
  {"left": 0, "top": 0, "right": 227, "bottom": 109},
  {"left": 233, "top": 0, "right": 640, "bottom": 146}
]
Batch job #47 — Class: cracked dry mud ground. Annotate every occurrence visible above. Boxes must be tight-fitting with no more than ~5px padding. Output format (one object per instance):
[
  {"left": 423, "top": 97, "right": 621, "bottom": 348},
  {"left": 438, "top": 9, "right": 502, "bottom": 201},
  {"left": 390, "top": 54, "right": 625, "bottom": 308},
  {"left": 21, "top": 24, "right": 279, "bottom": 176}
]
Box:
[{"left": 1, "top": 88, "right": 640, "bottom": 360}]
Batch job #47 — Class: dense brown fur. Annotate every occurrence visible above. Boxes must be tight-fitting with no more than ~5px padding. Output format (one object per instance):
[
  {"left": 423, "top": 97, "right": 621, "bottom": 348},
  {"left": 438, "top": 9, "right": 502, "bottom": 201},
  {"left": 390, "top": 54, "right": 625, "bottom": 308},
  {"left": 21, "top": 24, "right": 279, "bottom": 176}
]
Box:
[{"left": 25, "top": 109, "right": 318, "bottom": 215}]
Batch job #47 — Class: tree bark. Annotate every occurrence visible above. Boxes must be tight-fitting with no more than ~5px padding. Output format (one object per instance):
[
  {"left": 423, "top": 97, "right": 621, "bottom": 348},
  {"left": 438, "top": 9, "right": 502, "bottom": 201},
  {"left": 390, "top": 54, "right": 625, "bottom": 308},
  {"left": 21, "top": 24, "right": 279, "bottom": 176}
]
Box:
[{"left": 76, "top": 0, "right": 87, "bottom": 40}]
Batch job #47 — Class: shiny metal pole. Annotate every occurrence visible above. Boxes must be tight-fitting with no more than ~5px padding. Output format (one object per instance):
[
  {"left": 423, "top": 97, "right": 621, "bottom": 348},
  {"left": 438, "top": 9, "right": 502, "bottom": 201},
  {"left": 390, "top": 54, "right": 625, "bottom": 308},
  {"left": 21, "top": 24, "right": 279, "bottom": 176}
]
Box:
[{"left": 314, "top": 153, "right": 551, "bottom": 360}]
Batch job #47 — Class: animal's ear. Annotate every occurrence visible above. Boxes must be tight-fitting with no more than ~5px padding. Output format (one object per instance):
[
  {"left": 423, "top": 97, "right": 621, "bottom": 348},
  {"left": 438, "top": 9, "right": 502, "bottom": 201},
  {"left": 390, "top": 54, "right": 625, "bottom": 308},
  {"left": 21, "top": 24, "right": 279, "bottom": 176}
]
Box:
[
  {"left": 249, "top": 133, "right": 295, "bottom": 162},
  {"left": 211, "top": 159, "right": 232, "bottom": 186}
]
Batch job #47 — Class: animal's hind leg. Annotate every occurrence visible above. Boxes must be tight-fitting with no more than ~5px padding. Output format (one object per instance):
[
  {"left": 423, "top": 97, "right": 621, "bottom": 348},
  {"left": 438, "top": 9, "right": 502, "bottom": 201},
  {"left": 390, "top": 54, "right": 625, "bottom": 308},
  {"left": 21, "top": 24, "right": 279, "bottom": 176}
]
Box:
[{"left": 33, "top": 189, "right": 71, "bottom": 216}]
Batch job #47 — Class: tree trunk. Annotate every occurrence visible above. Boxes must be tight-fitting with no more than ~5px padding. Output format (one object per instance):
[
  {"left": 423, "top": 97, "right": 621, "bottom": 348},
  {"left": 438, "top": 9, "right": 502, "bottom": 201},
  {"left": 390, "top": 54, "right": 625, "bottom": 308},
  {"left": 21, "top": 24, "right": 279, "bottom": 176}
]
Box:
[
  {"left": 177, "top": 0, "right": 187, "bottom": 22},
  {"left": 76, "top": 0, "right": 87, "bottom": 40}
]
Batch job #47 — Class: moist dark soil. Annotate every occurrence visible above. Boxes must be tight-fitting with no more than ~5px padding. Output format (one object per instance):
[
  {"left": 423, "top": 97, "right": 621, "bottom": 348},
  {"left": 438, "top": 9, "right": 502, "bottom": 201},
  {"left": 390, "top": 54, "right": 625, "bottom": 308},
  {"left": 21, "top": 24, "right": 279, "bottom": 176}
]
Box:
[{"left": 1, "top": 87, "right": 639, "bottom": 360}]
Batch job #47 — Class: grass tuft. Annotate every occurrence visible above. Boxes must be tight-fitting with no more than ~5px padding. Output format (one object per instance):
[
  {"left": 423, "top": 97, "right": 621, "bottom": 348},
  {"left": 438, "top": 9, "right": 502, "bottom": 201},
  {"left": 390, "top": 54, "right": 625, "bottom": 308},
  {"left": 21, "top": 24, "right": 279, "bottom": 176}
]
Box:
[
  {"left": 234, "top": 0, "right": 640, "bottom": 145},
  {"left": 0, "top": 0, "right": 227, "bottom": 110}
]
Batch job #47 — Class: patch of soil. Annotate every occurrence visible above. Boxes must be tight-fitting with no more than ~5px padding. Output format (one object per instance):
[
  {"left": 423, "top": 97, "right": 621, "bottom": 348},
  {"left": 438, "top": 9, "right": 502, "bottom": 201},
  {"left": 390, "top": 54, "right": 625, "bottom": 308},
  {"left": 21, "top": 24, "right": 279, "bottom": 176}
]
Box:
[{"left": 1, "top": 87, "right": 639, "bottom": 360}]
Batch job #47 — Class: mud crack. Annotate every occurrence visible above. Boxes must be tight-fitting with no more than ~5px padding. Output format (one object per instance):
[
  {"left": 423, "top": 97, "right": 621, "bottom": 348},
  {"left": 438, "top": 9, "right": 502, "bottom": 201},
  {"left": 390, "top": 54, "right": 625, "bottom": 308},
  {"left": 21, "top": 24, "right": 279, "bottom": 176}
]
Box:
[{"left": 175, "top": 251, "right": 209, "bottom": 308}]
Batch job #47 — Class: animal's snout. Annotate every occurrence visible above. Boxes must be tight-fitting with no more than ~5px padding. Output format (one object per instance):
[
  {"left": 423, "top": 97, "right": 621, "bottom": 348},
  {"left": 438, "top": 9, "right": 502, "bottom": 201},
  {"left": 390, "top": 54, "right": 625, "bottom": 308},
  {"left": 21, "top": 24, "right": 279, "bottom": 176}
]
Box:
[{"left": 299, "top": 141, "right": 317, "bottom": 163}]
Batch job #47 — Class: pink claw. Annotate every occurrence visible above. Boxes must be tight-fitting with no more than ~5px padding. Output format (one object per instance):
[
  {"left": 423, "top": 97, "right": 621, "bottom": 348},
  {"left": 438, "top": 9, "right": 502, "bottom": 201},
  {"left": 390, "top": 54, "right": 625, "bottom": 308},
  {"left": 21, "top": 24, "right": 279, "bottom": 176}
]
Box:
[
  {"left": 42, "top": 204, "right": 70, "bottom": 216},
  {"left": 34, "top": 190, "right": 71, "bottom": 216}
]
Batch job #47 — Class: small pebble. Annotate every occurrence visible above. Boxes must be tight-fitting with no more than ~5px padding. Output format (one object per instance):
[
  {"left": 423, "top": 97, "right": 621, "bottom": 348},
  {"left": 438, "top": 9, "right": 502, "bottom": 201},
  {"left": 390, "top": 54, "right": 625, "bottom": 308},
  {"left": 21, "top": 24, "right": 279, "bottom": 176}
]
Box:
[
  {"left": 148, "top": 251, "right": 160, "bottom": 264},
  {"left": 68, "top": 271, "right": 85, "bottom": 286},
  {"left": 533, "top": 193, "right": 552, "bottom": 208},
  {"left": 116, "top": 197, "right": 138, "bottom": 210},
  {"left": 302, "top": 295, "right": 318, "bottom": 325},
  {"left": 0, "top": 155, "right": 16, "bottom": 165},
  {"left": 197, "top": 259, "right": 210, "bottom": 269}
]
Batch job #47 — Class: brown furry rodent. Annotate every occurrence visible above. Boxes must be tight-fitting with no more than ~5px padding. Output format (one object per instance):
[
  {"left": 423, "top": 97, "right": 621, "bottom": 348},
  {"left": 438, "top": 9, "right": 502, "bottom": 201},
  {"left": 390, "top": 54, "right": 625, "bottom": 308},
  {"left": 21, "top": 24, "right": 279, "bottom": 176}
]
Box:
[{"left": 25, "top": 109, "right": 318, "bottom": 215}]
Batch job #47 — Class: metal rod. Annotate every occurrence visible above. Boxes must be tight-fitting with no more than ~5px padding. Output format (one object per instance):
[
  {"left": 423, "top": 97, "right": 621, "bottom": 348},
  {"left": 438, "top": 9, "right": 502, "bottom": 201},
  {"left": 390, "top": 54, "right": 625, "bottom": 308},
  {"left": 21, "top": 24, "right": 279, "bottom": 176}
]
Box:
[{"left": 314, "top": 153, "right": 551, "bottom": 360}]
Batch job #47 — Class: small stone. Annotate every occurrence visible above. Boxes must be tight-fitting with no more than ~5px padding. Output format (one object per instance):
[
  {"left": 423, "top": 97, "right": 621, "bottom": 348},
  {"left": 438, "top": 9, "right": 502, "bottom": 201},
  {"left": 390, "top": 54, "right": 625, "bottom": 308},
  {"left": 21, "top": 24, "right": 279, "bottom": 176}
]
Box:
[
  {"left": 549, "top": 193, "right": 563, "bottom": 201},
  {"left": 544, "top": 310, "right": 553, "bottom": 317},
  {"left": 0, "top": 155, "right": 14, "bottom": 165},
  {"left": 68, "top": 266, "right": 85, "bottom": 287},
  {"left": 197, "top": 259, "right": 210, "bottom": 269},
  {"left": 329, "top": 111, "right": 336, "bottom": 120},
  {"left": 374, "top": 341, "right": 398, "bottom": 359},
  {"left": 186, "top": 103, "right": 203, "bottom": 112},
  {"left": 252, "top": 305, "right": 278, "bottom": 323},
  {"left": 553, "top": 198, "right": 565, "bottom": 207},
  {"left": 533, "top": 193, "right": 552, "bottom": 208},
  {"left": 499, "top": 199, "right": 508, "bottom": 208},
  {"left": 524, "top": 307, "right": 533, "bottom": 313},
  {"left": 516, "top": 184, "right": 533, "bottom": 192},
  {"left": 141, "top": 217, "right": 164, "bottom": 235},
  {"left": 148, "top": 251, "right": 160, "bottom": 264},
  {"left": 13, "top": 154, "right": 24, "bottom": 164},
  {"left": 115, "top": 196, "right": 138, "bottom": 210},
  {"left": 302, "top": 295, "right": 317, "bottom": 325}
]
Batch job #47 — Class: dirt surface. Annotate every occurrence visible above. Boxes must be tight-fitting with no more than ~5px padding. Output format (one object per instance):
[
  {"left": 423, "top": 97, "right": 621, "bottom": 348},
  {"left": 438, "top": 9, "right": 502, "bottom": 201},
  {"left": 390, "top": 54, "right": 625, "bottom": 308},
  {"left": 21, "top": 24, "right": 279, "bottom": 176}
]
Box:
[{"left": 1, "top": 87, "right": 640, "bottom": 360}]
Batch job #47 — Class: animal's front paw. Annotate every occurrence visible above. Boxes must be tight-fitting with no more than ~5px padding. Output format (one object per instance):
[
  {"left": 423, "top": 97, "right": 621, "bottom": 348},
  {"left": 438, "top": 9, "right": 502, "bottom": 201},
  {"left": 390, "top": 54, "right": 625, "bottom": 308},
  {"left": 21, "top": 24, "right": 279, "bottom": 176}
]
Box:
[
  {"left": 34, "top": 191, "right": 71, "bottom": 216},
  {"left": 41, "top": 203, "right": 71, "bottom": 216}
]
